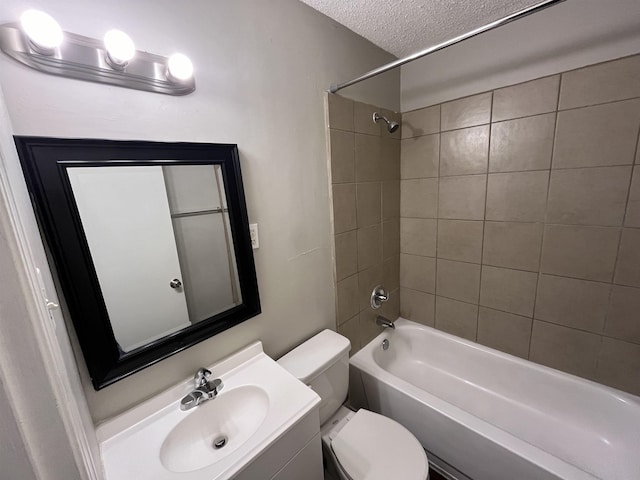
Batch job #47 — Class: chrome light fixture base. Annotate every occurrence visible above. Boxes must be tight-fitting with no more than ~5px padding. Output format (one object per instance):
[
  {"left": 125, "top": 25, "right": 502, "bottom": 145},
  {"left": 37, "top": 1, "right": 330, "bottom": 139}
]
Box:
[{"left": 0, "top": 23, "right": 195, "bottom": 96}]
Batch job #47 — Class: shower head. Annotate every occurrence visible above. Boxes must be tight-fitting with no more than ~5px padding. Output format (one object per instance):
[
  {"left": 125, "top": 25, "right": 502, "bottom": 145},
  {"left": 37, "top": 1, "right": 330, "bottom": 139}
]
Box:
[{"left": 373, "top": 112, "right": 400, "bottom": 133}]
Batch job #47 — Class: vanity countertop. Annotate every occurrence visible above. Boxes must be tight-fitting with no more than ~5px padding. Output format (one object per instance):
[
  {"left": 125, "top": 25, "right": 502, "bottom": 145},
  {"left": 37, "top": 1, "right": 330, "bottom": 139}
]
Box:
[{"left": 97, "top": 341, "right": 320, "bottom": 480}]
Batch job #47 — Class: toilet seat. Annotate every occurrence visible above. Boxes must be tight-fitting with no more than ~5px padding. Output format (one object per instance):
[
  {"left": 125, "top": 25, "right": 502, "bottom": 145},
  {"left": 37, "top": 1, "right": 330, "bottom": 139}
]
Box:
[{"left": 330, "top": 409, "right": 429, "bottom": 480}]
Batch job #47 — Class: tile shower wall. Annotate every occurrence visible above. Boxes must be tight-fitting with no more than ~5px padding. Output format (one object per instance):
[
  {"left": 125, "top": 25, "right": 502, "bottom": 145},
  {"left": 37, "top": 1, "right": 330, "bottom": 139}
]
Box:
[
  {"left": 399, "top": 54, "right": 640, "bottom": 396},
  {"left": 326, "top": 93, "right": 401, "bottom": 354}
]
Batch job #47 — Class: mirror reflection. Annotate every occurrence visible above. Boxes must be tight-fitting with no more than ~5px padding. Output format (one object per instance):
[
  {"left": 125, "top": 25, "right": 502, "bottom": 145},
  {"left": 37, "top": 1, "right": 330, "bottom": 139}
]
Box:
[{"left": 67, "top": 164, "right": 241, "bottom": 353}]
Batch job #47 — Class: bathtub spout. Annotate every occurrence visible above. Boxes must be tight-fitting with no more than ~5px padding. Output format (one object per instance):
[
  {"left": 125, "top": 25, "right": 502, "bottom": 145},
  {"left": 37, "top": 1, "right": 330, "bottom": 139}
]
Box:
[{"left": 376, "top": 315, "right": 395, "bottom": 329}]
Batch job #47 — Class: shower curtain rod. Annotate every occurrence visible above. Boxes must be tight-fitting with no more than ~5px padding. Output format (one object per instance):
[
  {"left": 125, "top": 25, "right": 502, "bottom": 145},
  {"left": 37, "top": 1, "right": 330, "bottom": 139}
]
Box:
[{"left": 329, "top": 0, "right": 566, "bottom": 93}]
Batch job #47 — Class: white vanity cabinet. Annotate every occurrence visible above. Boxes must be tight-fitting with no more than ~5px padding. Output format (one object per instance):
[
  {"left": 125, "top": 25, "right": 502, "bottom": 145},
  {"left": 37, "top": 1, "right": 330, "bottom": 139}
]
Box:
[
  {"left": 97, "top": 341, "right": 323, "bottom": 480},
  {"left": 234, "top": 409, "right": 322, "bottom": 480}
]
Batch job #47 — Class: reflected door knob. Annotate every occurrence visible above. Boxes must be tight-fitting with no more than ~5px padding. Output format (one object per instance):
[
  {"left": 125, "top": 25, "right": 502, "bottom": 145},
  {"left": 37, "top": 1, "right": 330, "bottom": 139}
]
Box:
[{"left": 170, "top": 278, "right": 183, "bottom": 289}]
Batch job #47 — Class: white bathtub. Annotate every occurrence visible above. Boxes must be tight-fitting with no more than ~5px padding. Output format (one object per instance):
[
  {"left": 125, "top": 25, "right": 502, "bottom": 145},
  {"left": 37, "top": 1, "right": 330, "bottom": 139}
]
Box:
[{"left": 349, "top": 318, "right": 640, "bottom": 480}]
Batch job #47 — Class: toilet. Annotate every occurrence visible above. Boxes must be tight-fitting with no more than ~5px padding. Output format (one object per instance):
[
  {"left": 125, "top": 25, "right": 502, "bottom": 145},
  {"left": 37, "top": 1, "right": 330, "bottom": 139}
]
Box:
[{"left": 278, "top": 329, "right": 429, "bottom": 480}]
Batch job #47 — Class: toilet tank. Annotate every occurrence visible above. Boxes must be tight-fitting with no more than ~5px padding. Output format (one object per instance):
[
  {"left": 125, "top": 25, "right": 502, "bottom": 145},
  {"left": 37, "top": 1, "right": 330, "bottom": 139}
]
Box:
[{"left": 277, "top": 329, "right": 351, "bottom": 425}]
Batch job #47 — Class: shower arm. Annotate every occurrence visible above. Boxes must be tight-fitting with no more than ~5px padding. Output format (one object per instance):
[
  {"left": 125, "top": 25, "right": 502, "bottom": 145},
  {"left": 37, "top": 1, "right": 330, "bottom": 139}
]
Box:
[{"left": 329, "top": 0, "right": 566, "bottom": 93}]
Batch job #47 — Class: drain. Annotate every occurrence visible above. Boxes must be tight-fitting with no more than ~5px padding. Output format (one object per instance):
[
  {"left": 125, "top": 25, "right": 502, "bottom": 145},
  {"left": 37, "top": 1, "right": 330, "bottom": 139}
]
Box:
[
  {"left": 213, "top": 435, "right": 228, "bottom": 449},
  {"left": 382, "top": 339, "right": 389, "bottom": 351}
]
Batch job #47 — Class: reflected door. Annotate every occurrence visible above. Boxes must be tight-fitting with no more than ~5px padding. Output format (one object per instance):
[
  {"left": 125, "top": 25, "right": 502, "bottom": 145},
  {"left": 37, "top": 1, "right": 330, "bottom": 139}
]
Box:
[{"left": 67, "top": 166, "right": 190, "bottom": 351}]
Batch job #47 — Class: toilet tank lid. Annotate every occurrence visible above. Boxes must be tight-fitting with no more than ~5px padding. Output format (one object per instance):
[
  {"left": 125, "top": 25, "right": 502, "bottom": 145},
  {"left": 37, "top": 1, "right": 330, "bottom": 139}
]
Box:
[{"left": 277, "top": 329, "right": 351, "bottom": 384}]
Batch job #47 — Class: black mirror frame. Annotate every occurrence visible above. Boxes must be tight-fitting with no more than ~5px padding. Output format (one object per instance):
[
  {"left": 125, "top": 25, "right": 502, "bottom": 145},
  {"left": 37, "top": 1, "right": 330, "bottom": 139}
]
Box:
[{"left": 15, "top": 137, "right": 260, "bottom": 389}]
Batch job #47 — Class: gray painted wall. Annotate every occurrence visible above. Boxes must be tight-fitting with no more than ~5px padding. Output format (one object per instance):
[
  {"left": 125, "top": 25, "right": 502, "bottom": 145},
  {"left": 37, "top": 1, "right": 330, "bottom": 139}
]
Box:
[{"left": 0, "top": 0, "right": 399, "bottom": 425}]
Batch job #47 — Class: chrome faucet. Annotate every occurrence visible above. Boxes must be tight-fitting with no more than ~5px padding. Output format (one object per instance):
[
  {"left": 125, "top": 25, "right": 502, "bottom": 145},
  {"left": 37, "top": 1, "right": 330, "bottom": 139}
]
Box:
[
  {"left": 180, "top": 367, "right": 224, "bottom": 411},
  {"left": 376, "top": 315, "right": 395, "bottom": 330}
]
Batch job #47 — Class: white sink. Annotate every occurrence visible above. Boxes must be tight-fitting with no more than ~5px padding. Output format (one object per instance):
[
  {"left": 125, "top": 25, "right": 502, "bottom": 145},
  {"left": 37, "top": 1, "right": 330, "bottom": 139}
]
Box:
[
  {"left": 160, "top": 385, "right": 269, "bottom": 472},
  {"left": 97, "top": 342, "right": 321, "bottom": 480}
]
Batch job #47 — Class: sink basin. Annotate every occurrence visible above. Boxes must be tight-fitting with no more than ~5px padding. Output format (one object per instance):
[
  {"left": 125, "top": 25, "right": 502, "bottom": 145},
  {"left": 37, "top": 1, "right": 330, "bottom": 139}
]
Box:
[
  {"left": 160, "top": 386, "right": 269, "bottom": 472},
  {"left": 97, "top": 341, "right": 320, "bottom": 480}
]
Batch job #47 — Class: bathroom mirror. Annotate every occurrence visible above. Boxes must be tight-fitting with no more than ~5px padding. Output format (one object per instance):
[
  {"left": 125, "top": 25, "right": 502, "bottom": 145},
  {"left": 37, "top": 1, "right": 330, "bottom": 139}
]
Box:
[{"left": 16, "top": 137, "right": 260, "bottom": 389}]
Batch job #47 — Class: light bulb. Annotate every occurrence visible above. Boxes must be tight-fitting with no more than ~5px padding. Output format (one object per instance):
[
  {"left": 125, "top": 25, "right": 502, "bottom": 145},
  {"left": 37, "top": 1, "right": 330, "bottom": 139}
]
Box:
[
  {"left": 20, "top": 9, "right": 63, "bottom": 54},
  {"left": 104, "top": 30, "right": 135, "bottom": 68},
  {"left": 167, "top": 53, "right": 193, "bottom": 82}
]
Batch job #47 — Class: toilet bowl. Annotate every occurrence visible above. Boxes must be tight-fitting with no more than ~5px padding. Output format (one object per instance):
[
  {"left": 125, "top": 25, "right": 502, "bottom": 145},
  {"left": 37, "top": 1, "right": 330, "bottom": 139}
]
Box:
[{"left": 278, "top": 329, "right": 429, "bottom": 480}]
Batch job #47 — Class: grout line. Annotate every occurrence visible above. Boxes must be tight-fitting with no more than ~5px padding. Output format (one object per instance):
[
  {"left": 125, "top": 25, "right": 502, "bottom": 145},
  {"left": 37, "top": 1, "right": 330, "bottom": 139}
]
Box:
[
  {"left": 556, "top": 95, "right": 640, "bottom": 113},
  {"left": 401, "top": 95, "right": 640, "bottom": 139},
  {"left": 606, "top": 129, "right": 640, "bottom": 334},
  {"left": 422, "top": 292, "right": 640, "bottom": 349},
  {"left": 529, "top": 85, "right": 562, "bottom": 358},
  {"left": 476, "top": 92, "right": 495, "bottom": 341},
  {"left": 398, "top": 215, "right": 636, "bottom": 230},
  {"left": 431, "top": 102, "right": 443, "bottom": 330},
  {"left": 398, "top": 161, "right": 634, "bottom": 183}
]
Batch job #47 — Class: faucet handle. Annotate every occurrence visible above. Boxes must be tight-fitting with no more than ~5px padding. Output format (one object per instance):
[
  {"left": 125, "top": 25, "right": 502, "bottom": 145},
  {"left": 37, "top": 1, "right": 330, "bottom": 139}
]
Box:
[
  {"left": 370, "top": 285, "right": 389, "bottom": 309},
  {"left": 210, "top": 378, "right": 224, "bottom": 396},
  {"left": 194, "top": 367, "right": 212, "bottom": 387}
]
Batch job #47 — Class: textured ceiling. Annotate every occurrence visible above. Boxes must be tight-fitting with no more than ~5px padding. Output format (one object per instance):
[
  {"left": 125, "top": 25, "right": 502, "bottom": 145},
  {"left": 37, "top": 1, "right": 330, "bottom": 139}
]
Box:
[{"left": 299, "top": 0, "right": 541, "bottom": 57}]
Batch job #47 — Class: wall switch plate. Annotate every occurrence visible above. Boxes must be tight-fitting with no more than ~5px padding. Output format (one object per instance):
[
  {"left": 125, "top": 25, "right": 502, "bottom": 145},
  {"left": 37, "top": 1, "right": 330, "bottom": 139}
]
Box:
[{"left": 249, "top": 223, "right": 259, "bottom": 249}]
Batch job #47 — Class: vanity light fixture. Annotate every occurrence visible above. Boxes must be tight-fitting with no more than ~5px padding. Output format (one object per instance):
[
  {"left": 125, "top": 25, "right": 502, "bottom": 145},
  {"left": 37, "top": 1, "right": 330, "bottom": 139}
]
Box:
[
  {"left": 167, "top": 53, "right": 194, "bottom": 82},
  {"left": 103, "top": 29, "right": 135, "bottom": 70},
  {"left": 0, "top": 11, "right": 195, "bottom": 95},
  {"left": 20, "top": 9, "right": 63, "bottom": 55}
]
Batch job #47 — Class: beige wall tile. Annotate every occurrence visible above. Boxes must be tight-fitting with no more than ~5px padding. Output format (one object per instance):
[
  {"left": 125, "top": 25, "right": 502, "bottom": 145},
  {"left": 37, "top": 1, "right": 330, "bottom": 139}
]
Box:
[
  {"left": 604, "top": 285, "right": 640, "bottom": 345},
  {"left": 401, "top": 134, "right": 439, "bottom": 179},
  {"left": 441, "top": 125, "right": 489, "bottom": 176},
  {"left": 335, "top": 231, "right": 357, "bottom": 281},
  {"left": 534, "top": 274, "right": 610, "bottom": 334},
  {"left": 438, "top": 174, "right": 487, "bottom": 220},
  {"left": 327, "top": 94, "right": 354, "bottom": 131},
  {"left": 382, "top": 219, "right": 400, "bottom": 259},
  {"left": 436, "top": 259, "right": 481, "bottom": 304},
  {"left": 486, "top": 171, "right": 548, "bottom": 222},
  {"left": 358, "top": 263, "right": 383, "bottom": 311},
  {"left": 330, "top": 129, "right": 355, "bottom": 184},
  {"left": 437, "top": 219, "right": 483, "bottom": 263},
  {"left": 332, "top": 183, "right": 357, "bottom": 234},
  {"left": 382, "top": 180, "right": 400, "bottom": 221},
  {"left": 357, "top": 224, "right": 382, "bottom": 271},
  {"left": 559, "top": 55, "right": 640, "bottom": 110},
  {"left": 354, "top": 101, "right": 382, "bottom": 136},
  {"left": 402, "top": 105, "right": 440, "bottom": 139},
  {"left": 400, "top": 253, "right": 435, "bottom": 293},
  {"left": 381, "top": 138, "right": 401, "bottom": 180},
  {"left": 401, "top": 218, "right": 437, "bottom": 257},
  {"left": 442, "top": 92, "right": 492, "bottom": 131},
  {"left": 400, "top": 288, "right": 435, "bottom": 327},
  {"left": 492, "top": 75, "right": 560, "bottom": 122},
  {"left": 625, "top": 168, "right": 640, "bottom": 227},
  {"left": 546, "top": 166, "right": 632, "bottom": 227},
  {"left": 356, "top": 182, "right": 381, "bottom": 228},
  {"left": 359, "top": 309, "right": 385, "bottom": 346},
  {"left": 614, "top": 228, "right": 640, "bottom": 288},
  {"left": 477, "top": 307, "right": 532, "bottom": 358},
  {"left": 540, "top": 225, "right": 620, "bottom": 282},
  {"left": 595, "top": 337, "right": 640, "bottom": 396},
  {"left": 529, "top": 321, "right": 601, "bottom": 379},
  {"left": 337, "top": 315, "right": 360, "bottom": 354},
  {"left": 483, "top": 222, "right": 543, "bottom": 272},
  {"left": 355, "top": 134, "right": 382, "bottom": 182},
  {"left": 553, "top": 99, "right": 640, "bottom": 169},
  {"left": 480, "top": 265, "right": 538, "bottom": 317},
  {"left": 489, "top": 114, "right": 555, "bottom": 173},
  {"left": 337, "top": 274, "right": 359, "bottom": 325},
  {"left": 383, "top": 255, "right": 400, "bottom": 291},
  {"left": 401, "top": 178, "right": 438, "bottom": 218},
  {"left": 435, "top": 296, "right": 478, "bottom": 341}
]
